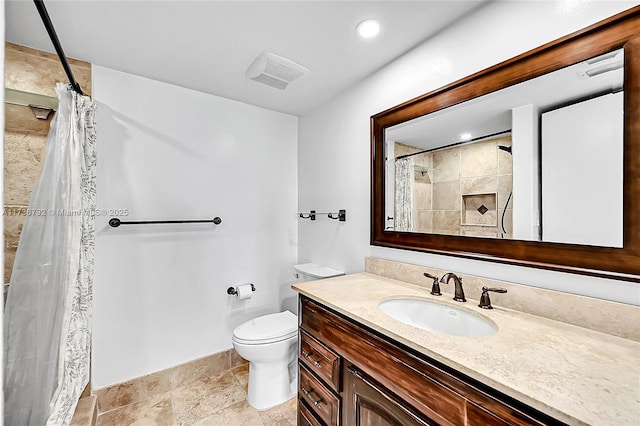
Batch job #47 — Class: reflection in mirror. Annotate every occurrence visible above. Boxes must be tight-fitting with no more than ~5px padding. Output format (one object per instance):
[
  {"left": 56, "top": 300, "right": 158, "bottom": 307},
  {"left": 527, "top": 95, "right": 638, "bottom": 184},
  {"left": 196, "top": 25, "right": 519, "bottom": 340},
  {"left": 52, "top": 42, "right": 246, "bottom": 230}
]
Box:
[
  {"left": 384, "top": 48, "right": 623, "bottom": 248},
  {"left": 388, "top": 133, "right": 513, "bottom": 238}
]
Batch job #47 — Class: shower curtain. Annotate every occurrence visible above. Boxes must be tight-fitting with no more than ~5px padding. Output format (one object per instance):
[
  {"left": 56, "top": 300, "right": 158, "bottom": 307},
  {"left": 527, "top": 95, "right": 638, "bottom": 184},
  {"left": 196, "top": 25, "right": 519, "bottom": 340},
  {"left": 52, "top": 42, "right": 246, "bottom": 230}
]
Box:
[
  {"left": 394, "top": 157, "right": 415, "bottom": 231},
  {"left": 4, "top": 83, "right": 97, "bottom": 425}
]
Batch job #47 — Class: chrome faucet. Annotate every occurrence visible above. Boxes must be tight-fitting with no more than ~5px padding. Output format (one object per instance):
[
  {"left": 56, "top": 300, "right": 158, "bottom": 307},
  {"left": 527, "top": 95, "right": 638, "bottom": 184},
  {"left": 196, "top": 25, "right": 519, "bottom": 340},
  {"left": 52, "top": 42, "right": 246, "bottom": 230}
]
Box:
[{"left": 440, "top": 273, "right": 466, "bottom": 302}]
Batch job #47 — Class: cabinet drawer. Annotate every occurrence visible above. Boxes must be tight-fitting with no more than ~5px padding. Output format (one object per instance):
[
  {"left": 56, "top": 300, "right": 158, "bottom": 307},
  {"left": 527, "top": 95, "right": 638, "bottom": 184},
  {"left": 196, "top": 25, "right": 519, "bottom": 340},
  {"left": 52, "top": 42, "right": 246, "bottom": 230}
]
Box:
[
  {"left": 300, "top": 330, "right": 341, "bottom": 391},
  {"left": 299, "top": 364, "right": 340, "bottom": 426},
  {"left": 299, "top": 399, "right": 324, "bottom": 426}
]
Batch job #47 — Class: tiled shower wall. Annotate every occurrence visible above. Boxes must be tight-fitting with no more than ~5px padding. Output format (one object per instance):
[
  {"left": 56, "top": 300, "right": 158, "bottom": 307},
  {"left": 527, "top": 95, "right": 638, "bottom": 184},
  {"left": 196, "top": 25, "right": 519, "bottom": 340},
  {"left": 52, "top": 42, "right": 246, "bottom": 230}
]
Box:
[
  {"left": 395, "top": 136, "right": 513, "bottom": 238},
  {"left": 4, "top": 42, "right": 92, "bottom": 283}
]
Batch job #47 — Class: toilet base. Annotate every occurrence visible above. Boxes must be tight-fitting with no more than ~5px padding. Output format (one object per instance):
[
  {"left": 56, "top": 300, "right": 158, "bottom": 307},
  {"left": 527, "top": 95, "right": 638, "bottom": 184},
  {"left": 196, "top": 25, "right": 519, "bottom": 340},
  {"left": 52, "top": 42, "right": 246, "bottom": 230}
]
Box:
[{"left": 246, "top": 359, "right": 295, "bottom": 411}]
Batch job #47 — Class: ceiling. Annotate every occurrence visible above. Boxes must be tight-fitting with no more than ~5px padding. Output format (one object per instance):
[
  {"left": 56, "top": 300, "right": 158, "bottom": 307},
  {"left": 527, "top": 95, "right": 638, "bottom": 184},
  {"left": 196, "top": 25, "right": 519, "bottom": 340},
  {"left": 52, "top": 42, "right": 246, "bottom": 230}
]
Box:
[{"left": 5, "top": 1, "right": 486, "bottom": 116}]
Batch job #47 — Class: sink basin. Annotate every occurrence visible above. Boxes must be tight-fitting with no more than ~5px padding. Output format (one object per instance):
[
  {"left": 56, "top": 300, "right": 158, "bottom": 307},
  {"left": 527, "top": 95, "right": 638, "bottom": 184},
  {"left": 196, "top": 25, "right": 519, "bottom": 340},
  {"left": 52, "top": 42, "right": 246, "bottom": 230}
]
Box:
[{"left": 378, "top": 299, "right": 497, "bottom": 337}]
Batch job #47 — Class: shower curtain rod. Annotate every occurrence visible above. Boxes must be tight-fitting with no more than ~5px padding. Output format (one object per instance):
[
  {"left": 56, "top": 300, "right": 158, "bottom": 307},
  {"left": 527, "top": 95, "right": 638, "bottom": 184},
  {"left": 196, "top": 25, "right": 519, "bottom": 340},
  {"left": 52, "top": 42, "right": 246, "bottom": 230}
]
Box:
[
  {"left": 33, "top": 0, "right": 83, "bottom": 95},
  {"left": 395, "top": 129, "right": 512, "bottom": 161}
]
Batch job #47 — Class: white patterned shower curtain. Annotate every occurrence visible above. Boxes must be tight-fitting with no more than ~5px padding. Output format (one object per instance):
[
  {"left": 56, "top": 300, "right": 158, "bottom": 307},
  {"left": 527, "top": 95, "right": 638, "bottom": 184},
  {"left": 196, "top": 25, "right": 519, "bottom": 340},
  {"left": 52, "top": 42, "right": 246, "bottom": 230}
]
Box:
[
  {"left": 394, "top": 157, "right": 415, "bottom": 231},
  {"left": 4, "top": 83, "right": 97, "bottom": 425}
]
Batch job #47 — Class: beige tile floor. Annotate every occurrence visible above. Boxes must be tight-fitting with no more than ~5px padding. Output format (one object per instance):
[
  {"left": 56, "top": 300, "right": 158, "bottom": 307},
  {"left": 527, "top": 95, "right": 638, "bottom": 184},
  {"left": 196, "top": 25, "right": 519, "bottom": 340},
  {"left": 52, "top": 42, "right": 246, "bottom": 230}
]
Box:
[{"left": 96, "top": 364, "right": 297, "bottom": 425}]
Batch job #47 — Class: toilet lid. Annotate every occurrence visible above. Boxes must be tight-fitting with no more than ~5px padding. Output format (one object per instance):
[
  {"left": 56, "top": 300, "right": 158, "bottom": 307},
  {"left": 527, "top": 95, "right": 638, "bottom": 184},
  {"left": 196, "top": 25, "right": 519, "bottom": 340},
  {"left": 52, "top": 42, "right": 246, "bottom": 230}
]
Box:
[
  {"left": 232, "top": 311, "right": 298, "bottom": 344},
  {"left": 293, "top": 263, "right": 344, "bottom": 279}
]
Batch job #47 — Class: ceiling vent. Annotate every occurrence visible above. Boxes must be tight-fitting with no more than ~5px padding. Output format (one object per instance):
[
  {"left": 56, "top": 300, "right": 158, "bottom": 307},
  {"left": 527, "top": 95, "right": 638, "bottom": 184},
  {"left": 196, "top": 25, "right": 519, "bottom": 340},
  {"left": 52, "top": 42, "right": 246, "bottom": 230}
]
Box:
[
  {"left": 246, "top": 52, "right": 309, "bottom": 90},
  {"left": 577, "top": 50, "right": 623, "bottom": 78}
]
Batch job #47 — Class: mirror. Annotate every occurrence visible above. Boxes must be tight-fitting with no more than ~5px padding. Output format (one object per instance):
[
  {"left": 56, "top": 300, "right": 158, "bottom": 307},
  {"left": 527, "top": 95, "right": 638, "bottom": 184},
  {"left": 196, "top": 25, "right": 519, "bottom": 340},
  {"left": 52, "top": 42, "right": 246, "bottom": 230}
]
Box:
[
  {"left": 371, "top": 9, "right": 640, "bottom": 281},
  {"left": 384, "top": 48, "right": 623, "bottom": 248}
]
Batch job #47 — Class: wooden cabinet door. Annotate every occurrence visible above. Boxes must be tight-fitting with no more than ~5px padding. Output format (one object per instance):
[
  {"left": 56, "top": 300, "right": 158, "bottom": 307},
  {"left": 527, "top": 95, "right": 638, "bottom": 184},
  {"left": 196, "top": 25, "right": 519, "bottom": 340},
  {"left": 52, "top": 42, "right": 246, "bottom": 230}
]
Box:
[{"left": 343, "top": 364, "right": 435, "bottom": 426}]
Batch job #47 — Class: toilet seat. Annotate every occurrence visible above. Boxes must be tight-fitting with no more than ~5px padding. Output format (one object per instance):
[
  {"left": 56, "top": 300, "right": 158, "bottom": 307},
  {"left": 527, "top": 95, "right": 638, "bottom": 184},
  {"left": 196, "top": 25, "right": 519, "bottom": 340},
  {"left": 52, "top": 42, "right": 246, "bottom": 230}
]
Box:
[{"left": 232, "top": 311, "right": 298, "bottom": 345}]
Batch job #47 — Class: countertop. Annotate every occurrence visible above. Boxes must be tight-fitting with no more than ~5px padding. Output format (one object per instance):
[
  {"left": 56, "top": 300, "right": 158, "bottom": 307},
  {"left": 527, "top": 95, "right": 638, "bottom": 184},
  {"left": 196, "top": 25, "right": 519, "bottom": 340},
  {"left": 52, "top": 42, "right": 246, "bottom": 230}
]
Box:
[{"left": 292, "top": 273, "right": 640, "bottom": 426}]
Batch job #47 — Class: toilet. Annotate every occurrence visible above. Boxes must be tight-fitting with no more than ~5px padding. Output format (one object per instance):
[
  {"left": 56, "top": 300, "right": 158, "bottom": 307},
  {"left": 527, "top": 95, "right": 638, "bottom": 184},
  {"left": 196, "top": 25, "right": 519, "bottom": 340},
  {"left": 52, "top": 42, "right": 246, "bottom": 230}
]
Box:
[
  {"left": 232, "top": 311, "right": 298, "bottom": 410},
  {"left": 232, "top": 263, "right": 344, "bottom": 410}
]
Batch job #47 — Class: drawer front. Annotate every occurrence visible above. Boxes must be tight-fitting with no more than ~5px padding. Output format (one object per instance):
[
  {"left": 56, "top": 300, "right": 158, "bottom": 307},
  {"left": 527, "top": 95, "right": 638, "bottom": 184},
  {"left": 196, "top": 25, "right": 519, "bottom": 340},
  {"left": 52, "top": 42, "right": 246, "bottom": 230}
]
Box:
[
  {"left": 299, "top": 364, "right": 340, "bottom": 426},
  {"left": 300, "top": 330, "right": 341, "bottom": 391},
  {"left": 299, "top": 399, "right": 325, "bottom": 426}
]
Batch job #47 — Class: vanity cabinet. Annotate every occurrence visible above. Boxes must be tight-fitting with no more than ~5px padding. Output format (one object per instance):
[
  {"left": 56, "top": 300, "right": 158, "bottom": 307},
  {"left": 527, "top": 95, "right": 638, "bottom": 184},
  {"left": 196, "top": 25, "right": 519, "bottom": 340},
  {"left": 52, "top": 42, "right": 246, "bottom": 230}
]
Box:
[{"left": 297, "top": 295, "right": 564, "bottom": 426}]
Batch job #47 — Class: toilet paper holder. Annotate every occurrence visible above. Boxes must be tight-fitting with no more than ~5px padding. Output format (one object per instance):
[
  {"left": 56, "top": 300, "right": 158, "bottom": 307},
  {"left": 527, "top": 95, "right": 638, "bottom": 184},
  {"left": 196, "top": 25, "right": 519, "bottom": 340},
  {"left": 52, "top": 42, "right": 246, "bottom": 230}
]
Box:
[{"left": 227, "top": 284, "right": 256, "bottom": 295}]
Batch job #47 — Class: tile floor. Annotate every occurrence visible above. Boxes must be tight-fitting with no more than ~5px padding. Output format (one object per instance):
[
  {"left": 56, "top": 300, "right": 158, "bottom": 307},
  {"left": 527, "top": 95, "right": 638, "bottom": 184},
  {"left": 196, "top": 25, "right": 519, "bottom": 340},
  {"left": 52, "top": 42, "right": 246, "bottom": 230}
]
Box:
[{"left": 96, "top": 364, "right": 297, "bottom": 425}]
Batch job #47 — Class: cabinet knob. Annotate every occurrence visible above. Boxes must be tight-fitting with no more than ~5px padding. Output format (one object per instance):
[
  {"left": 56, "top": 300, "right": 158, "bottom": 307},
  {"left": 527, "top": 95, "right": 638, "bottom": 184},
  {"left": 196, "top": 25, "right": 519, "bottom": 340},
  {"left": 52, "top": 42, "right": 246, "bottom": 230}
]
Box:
[
  {"left": 301, "top": 387, "right": 322, "bottom": 407},
  {"left": 347, "top": 365, "right": 364, "bottom": 378},
  {"left": 302, "top": 350, "right": 321, "bottom": 367}
]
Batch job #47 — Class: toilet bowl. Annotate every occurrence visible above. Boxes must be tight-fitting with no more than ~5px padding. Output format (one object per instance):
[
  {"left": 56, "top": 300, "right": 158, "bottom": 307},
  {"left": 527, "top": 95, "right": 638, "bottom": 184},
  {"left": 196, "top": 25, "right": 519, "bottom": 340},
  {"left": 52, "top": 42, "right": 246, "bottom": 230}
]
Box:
[{"left": 232, "top": 311, "right": 298, "bottom": 410}]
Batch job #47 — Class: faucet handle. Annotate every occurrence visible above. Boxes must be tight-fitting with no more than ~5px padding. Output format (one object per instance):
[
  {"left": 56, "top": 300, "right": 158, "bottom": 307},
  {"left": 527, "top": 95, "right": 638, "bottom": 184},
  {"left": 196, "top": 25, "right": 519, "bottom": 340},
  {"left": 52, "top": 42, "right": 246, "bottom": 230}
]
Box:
[
  {"left": 423, "top": 273, "right": 441, "bottom": 296},
  {"left": 478, "top": 286, "right": 507, "bottom": 309}
]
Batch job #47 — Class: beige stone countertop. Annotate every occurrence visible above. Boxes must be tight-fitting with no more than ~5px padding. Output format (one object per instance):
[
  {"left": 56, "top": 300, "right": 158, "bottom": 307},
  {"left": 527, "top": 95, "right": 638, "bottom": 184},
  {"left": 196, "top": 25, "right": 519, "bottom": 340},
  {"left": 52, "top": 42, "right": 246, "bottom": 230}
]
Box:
[{"left": 292, "top": 273, "right": 640, "bottom": 426}]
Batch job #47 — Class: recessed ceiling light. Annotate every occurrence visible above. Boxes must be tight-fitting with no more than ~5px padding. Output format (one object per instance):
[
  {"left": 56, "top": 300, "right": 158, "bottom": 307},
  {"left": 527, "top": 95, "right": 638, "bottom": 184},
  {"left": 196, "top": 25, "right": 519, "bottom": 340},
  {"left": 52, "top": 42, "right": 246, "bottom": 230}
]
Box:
[
  {"left": 356, "top": 19, "right": 380, "bottom": 39},
  {"left": 460, "top": 133, "right": 472, "bottom": 141}
]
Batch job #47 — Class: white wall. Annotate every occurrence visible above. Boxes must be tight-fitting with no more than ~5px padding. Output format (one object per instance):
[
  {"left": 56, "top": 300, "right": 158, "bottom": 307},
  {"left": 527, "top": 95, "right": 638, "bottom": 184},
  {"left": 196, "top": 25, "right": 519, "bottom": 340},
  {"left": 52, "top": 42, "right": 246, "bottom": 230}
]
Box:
[
  {"left": 92, "top": 66, "right": 298, "bottom": 387},
  {"left": 298, "top": 1, "right": 640, "bottom": 305}
]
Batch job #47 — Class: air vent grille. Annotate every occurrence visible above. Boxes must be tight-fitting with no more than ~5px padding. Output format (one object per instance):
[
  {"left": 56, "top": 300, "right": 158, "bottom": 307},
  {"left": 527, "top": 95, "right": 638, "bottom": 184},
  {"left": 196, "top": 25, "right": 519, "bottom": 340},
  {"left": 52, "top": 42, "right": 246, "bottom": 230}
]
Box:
[{"left": 246, "top": 52, "right": 309, "bottom": 90}]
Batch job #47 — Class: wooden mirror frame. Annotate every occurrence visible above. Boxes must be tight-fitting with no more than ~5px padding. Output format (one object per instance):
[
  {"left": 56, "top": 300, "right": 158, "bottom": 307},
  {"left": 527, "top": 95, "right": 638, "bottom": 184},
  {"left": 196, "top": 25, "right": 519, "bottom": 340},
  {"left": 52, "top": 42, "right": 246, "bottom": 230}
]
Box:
[{"left": 371, "top": 8, "right": 640, "bottom": 282}]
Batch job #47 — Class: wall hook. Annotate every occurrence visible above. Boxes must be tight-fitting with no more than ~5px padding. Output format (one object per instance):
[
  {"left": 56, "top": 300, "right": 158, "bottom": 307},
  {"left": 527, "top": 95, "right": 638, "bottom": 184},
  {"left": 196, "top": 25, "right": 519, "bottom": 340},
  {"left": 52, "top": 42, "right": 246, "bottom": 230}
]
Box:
[
  {"left": 328, "top": 210, "right": 346, "bottom": 222},
  {"left": 299, "top": 210, "right": 316, "bottom": 220}
]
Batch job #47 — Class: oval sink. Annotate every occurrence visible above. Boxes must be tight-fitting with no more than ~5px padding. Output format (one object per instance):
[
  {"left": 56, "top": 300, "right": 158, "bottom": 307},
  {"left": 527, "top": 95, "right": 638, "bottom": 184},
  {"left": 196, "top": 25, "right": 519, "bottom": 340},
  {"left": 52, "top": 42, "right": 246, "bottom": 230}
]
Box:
[{"left": 379, "top": 298, "right": 497, "bottom": 337}]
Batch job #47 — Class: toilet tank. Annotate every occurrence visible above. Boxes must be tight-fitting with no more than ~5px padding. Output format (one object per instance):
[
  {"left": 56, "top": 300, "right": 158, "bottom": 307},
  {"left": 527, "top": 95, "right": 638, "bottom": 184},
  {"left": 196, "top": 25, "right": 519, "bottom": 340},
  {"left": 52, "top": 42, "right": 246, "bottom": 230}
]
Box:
[{"left": 293, "top": 263, "right": 344, "bottom": 281}]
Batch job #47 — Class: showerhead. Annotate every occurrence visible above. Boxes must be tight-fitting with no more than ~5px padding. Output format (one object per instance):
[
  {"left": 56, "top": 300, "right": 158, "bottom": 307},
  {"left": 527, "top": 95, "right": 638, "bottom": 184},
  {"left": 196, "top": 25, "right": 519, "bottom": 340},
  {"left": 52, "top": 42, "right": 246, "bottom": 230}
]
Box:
[{"left": 498, "top": 145, "right": 512, "bottom": 155}]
